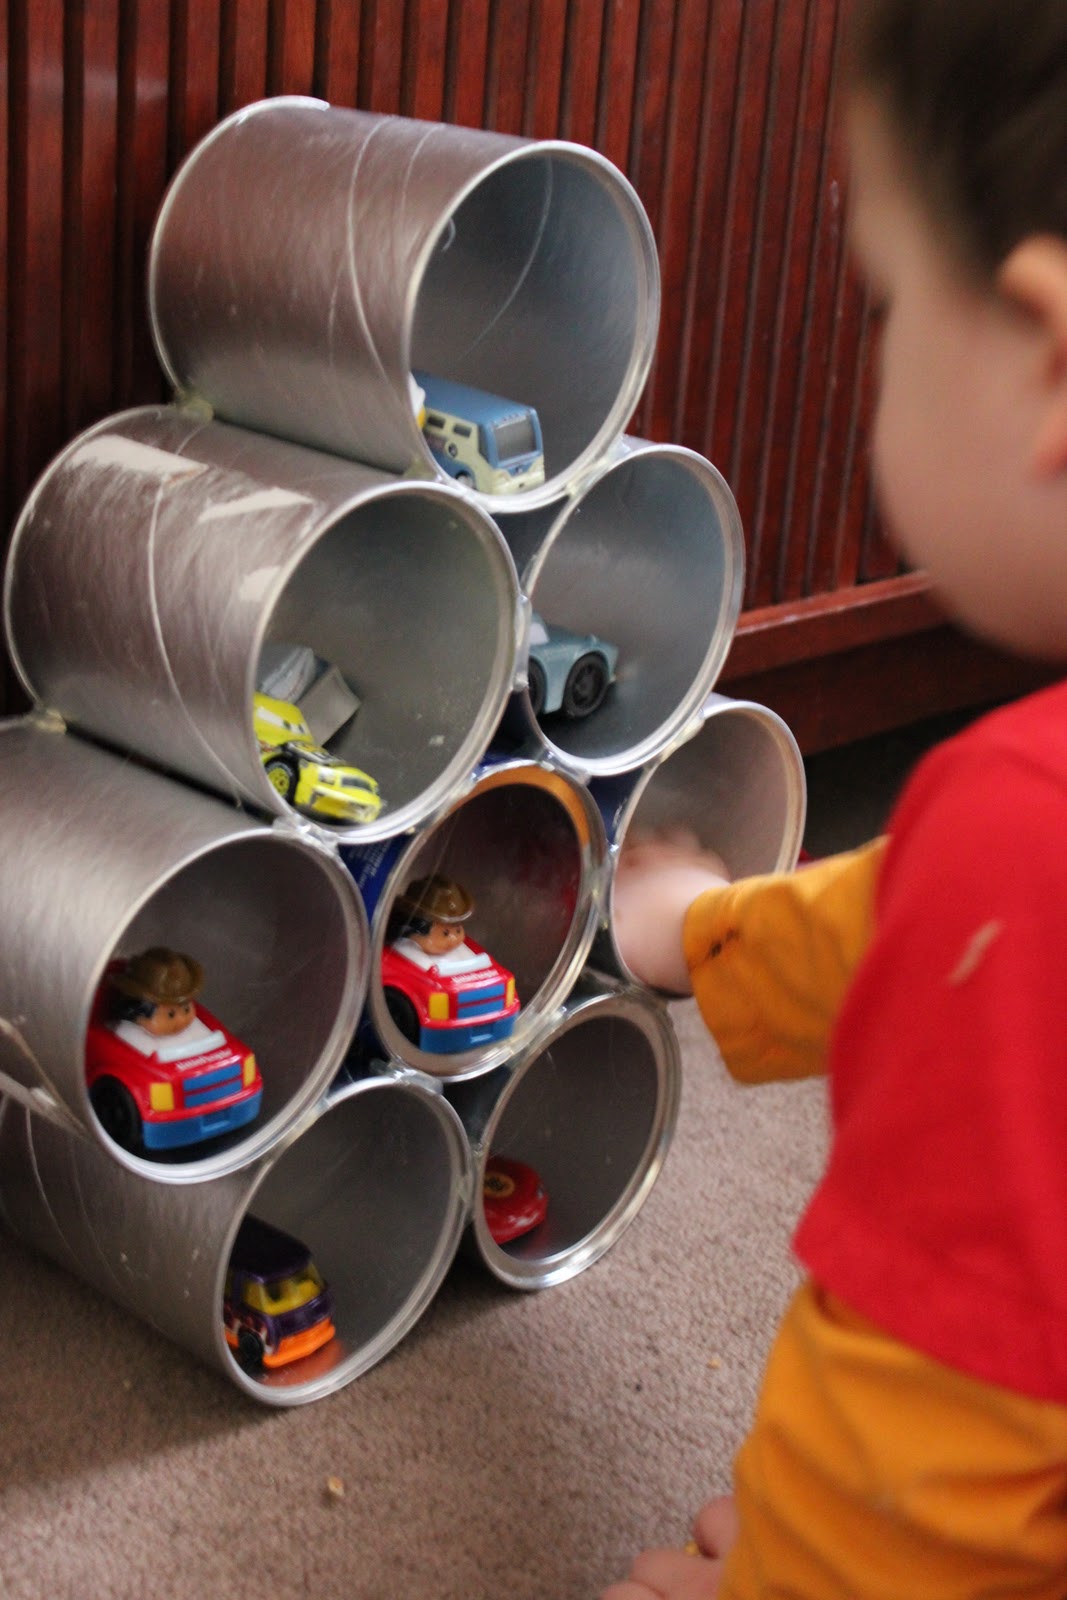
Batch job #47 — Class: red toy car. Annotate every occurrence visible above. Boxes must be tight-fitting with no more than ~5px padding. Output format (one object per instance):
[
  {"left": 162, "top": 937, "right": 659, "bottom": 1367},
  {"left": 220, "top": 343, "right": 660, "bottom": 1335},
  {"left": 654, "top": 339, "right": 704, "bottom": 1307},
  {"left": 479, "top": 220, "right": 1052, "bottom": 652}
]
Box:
[
  {"left": 483, "top": 1156, "right": 549, "bottom": 1245},
  {"left": 381, "top": 936, "right": 520, "bottom": 1054},
  {"left": 86, "top": 957, "right": 262, "bottom": 1154}
]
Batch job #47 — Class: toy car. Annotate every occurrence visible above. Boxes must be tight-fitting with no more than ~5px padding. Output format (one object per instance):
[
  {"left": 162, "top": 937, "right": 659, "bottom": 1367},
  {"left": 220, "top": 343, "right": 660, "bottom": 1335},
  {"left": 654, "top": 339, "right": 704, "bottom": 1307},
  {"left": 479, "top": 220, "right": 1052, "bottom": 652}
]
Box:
[
  {"left": 382, "top": 874, "right": 520, "bottom": 1054},
  {"left": 86, "top": 956, "right": 262, "bottom": 1154},
  {"left": 253, "top": 692, "right": 382, "bottom": 825},
  {"left": 483, "top": 1156, "right": 549, "bottom": 1244},
  {"left": 527, "top": 614, "right": 619, "bottom": 719},
  {"left": 381, "top": 937, "right": 519, "bottom": 1054},
  {"left": 415, "top": 370, "right": 545, "bottom": 495},
  {"left": 223, "top": 1214, "right": 336, "bottom": 1371}
]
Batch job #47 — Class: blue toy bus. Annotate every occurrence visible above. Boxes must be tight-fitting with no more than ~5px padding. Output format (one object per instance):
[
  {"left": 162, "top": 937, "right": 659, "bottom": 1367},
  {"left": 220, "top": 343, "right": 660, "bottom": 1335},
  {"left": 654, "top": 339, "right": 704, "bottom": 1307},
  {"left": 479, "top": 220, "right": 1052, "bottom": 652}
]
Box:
[{"left": 414, "top": 370, "right": 545, "bottom": 495}]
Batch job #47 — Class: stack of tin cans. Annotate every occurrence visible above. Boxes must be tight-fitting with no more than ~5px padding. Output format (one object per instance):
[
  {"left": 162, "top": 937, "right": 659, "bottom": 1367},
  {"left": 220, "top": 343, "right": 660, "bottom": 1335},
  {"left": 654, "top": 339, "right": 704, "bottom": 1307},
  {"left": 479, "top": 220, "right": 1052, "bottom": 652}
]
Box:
[{"left": 0, "top": 100, "right": 805, "bottom": 1405}]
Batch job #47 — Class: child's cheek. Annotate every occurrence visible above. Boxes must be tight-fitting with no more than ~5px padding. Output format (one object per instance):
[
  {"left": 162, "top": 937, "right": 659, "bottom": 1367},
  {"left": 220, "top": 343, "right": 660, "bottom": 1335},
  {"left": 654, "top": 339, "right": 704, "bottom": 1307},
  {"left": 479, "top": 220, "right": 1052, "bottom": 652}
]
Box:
[
  {"left": 868, "top": 323, "right": 931, "bottom": 564},
  {"left": 869, "top": 384, "right": 907, "bottom": 545}
]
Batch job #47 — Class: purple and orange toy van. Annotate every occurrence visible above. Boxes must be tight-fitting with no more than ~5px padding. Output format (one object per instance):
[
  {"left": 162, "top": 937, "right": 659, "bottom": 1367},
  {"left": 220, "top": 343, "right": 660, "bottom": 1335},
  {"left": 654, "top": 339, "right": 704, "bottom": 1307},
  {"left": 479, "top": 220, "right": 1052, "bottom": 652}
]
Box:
[{"left": 223, "top": 1215, "right": 336, "bottom": 1370}]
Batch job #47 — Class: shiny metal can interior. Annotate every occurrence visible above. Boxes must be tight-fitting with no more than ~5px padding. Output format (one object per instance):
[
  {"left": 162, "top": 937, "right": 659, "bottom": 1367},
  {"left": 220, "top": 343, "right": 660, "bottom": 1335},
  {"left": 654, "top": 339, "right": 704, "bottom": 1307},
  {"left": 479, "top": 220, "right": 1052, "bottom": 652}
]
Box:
[
  {"left": 4, "top": 406, "right": 520, "bottom": 843},
  {"left": 344, "top": 757, "right": 608, "bottom": 1081},
  {"left": 0, "top": 1072, "right": 471, "bottom": 1405},
  {"left": 147, "top": 98, "right": 660, "bottom": 514},
  {"left": 0, "top": 716, "right": 368, "bottom": 1182},
  {"left": 592, "top": 693, "right": 807, "bottom": 985},
  {"left": 494, "top": 439, "right": 745, "bottom": 776},
  {"left": 446, "top": 982, "right": 680, "bottom": 1289}
]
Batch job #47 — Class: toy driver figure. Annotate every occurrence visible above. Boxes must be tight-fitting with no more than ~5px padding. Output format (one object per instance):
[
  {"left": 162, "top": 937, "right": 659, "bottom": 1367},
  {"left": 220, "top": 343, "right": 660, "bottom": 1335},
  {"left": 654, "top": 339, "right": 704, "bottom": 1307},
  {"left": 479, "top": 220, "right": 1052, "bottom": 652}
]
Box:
[
  {"left": 108, "top": 947, "right": 209, "bottom": 1043},
  {"left": 389, "top": 875, "right": 493, "bottom": 974}
]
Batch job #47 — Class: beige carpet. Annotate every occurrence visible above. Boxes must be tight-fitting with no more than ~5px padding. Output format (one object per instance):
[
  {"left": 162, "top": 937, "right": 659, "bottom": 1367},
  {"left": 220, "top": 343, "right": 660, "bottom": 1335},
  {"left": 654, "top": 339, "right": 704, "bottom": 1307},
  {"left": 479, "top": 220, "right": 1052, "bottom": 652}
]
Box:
[{"left": 0, "top": 1001, "right": 827, "bottom": 1600}]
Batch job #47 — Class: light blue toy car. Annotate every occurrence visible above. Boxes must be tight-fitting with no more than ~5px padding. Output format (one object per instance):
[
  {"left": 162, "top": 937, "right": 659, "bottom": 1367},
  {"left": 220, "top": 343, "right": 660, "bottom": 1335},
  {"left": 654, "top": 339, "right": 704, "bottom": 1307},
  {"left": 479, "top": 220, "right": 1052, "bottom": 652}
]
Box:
[{"left": 527, "top": 613, "right": 619, "bottom": 719}]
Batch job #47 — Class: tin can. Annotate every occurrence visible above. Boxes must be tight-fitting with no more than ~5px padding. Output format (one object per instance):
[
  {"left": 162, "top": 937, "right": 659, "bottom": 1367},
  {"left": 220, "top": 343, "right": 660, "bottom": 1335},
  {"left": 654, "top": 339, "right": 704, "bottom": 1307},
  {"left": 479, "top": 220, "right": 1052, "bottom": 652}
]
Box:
[
  {"left": 494, "top": 438, "right": 745, "bottom": 776},
  {"left": 446, "top": 980, "right": 680, "bottom": 1289},
  {"left": 148, "top": 98, "right": 660, "bottom": 514},
  {"left": 4, "top": 406, "right": 520, "bottom": 844},
  {"left": 0, "top": 715, "right": 367, "bottom": 1181},
  {"left": 591, "top": 693, "right": 807, "bottom": 984},
  {"left": 0, "top": 1070, "right": 471, "bottom": 1405},
  {"left": 342, "top": 756, "right": 607, "bottom": 1080}
]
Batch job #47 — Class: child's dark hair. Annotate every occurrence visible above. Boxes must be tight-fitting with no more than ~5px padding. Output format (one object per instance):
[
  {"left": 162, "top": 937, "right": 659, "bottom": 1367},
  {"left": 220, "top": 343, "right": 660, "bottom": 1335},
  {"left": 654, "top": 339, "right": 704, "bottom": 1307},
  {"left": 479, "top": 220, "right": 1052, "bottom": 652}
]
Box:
[{"left": 847, "top": 0, "right": 1067, "bottom": 276}]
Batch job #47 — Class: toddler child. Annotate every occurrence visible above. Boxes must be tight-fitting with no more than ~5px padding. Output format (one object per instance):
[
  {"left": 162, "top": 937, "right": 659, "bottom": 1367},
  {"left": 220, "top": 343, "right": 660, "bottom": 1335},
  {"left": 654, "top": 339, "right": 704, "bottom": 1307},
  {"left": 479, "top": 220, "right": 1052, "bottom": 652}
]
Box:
[{"left": 602, "top": 1, "right": 1067, "bottom": 1594}]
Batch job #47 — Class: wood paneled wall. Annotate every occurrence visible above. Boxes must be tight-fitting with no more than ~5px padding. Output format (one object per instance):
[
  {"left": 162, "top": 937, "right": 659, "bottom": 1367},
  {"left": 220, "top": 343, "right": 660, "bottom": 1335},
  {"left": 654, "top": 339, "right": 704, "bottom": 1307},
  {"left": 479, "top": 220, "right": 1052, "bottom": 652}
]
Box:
[{"left": 6, "top": 0, "right": 967, "bottom": 745}]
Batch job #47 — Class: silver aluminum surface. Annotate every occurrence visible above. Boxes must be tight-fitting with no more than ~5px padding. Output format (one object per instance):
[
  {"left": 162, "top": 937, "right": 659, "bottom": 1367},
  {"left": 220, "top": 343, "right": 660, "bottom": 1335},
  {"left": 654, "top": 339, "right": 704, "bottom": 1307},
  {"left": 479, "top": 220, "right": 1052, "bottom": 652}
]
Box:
[
  {"left": 351, "top": 758, "right": 608, "bottom": 1081},
  {"left": 447, "top": 981, "right": 681, "bottom": 1289},
  {"left": 593, "top": 693, "right": 807, "bottom": 984},
  {"left": 4, "top": 406, "right": 520, "bottom": 843},
  {"left": 0, "top": 1073, "right": 471, "bottom": 1405},
  {"left": 148, "top": 98, "right": 660, "bottom": 513},
  {"left": 494, "top": 438, "right": 745, "bottom": 776},
  {"left": 0, "top": 716, "right": 367, "bottom": 1181}
]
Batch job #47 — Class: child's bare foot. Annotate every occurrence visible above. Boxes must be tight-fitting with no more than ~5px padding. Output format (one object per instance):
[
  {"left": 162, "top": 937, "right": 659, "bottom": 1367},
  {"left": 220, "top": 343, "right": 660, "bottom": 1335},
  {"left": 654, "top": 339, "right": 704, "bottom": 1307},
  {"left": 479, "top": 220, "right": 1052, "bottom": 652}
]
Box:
[
  {"left": 692, "top": 1494, "right": 738, "bottom": 1563},
  {"left": 600, "top": 1548, "right": 724, "bottom": 1599},
  {"left": 599, "top": 1495, "right": 738, "bottom": 1599}
]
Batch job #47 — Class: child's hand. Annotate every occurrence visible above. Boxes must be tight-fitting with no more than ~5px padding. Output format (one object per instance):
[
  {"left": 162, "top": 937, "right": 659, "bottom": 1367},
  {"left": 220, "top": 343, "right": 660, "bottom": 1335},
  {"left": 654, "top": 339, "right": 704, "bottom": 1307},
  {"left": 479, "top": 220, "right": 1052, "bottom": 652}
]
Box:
[
  {"left": 599, "top": 1495, "right": 738, "bottom": 1600},
  {"left": 613, "top": 828, "right": 732, "bottom": 995}
]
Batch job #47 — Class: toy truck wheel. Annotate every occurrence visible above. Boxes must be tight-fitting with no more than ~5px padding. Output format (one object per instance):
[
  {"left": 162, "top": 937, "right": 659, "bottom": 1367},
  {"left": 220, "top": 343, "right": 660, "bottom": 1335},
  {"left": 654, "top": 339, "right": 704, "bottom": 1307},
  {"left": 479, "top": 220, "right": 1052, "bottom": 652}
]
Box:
[
  {"left": 527, "top": 658, "right": 547, "bottom": 718},
  {"left": 562, "top": 653, "right": 609, "bottom": 718},
  {"left": 236, "top": 1327, "right": 265, "bottom": 1370},
  {"left": 90, "top": 1076, "right": 143, "bottom": 1153},
  {"left": 384, "top": 987, "right": 420, "bottom": 1045},
  {"left": 264, "top": 757, "right": 298, "bottom": 802}
]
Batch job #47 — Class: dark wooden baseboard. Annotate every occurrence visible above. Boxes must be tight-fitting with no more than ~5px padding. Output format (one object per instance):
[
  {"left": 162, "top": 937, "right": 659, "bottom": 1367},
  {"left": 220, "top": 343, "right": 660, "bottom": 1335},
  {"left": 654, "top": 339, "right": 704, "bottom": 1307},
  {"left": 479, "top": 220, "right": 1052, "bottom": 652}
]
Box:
[{"left": 719, "top": 576, "right": 1058, "bottom": 754}]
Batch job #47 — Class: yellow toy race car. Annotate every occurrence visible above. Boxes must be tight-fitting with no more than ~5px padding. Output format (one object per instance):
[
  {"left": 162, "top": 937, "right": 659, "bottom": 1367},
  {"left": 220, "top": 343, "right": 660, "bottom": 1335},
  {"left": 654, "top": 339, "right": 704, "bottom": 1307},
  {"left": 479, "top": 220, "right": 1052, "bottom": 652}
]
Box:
[{"left": 253, "top": 693, "right": 382, "bottom": 825}]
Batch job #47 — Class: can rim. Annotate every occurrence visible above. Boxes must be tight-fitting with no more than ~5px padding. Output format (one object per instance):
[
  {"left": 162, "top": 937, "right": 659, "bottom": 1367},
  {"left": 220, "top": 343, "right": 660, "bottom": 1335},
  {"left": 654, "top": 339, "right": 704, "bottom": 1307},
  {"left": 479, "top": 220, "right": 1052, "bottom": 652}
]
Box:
[{"left": 467, "top": 985, "right": 682, "bottom": 1289}]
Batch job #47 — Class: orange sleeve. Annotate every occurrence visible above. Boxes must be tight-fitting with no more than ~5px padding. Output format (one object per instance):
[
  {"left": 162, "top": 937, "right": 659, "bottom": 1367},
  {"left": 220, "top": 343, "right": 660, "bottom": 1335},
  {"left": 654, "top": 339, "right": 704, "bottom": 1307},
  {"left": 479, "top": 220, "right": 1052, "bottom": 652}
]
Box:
[
  {"left": 683, "top": 838, "right": 887, "bottom": 1084},
  {"left": 718, "top": 1281, "right": 1067, "bottom": 1598}
]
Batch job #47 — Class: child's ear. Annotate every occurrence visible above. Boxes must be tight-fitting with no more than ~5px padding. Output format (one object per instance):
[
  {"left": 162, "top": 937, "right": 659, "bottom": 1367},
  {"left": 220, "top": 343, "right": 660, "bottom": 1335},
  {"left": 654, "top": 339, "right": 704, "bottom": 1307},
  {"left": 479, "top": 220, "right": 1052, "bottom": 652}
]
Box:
[{"left": 998, "top": 236, "right": 1067, "bottom": 477}]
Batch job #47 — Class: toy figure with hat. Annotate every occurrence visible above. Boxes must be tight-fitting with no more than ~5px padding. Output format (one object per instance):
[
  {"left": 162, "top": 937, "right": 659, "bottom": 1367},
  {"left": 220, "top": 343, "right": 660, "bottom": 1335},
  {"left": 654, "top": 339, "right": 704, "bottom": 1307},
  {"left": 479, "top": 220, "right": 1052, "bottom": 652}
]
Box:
[
  {"left": 382, "top": 874, "right": 520, "bottom": 1055},
  {"left": 85, "top": 946, "right": 262, "bottom": 1155}
]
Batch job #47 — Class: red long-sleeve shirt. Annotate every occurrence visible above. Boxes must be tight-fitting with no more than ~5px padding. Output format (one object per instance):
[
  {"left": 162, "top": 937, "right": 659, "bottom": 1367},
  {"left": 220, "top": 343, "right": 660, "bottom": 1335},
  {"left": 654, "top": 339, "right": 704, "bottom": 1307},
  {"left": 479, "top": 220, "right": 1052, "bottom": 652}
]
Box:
[{"left": 684, "top": 682, "right": 1067, "bottom": 1595}]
